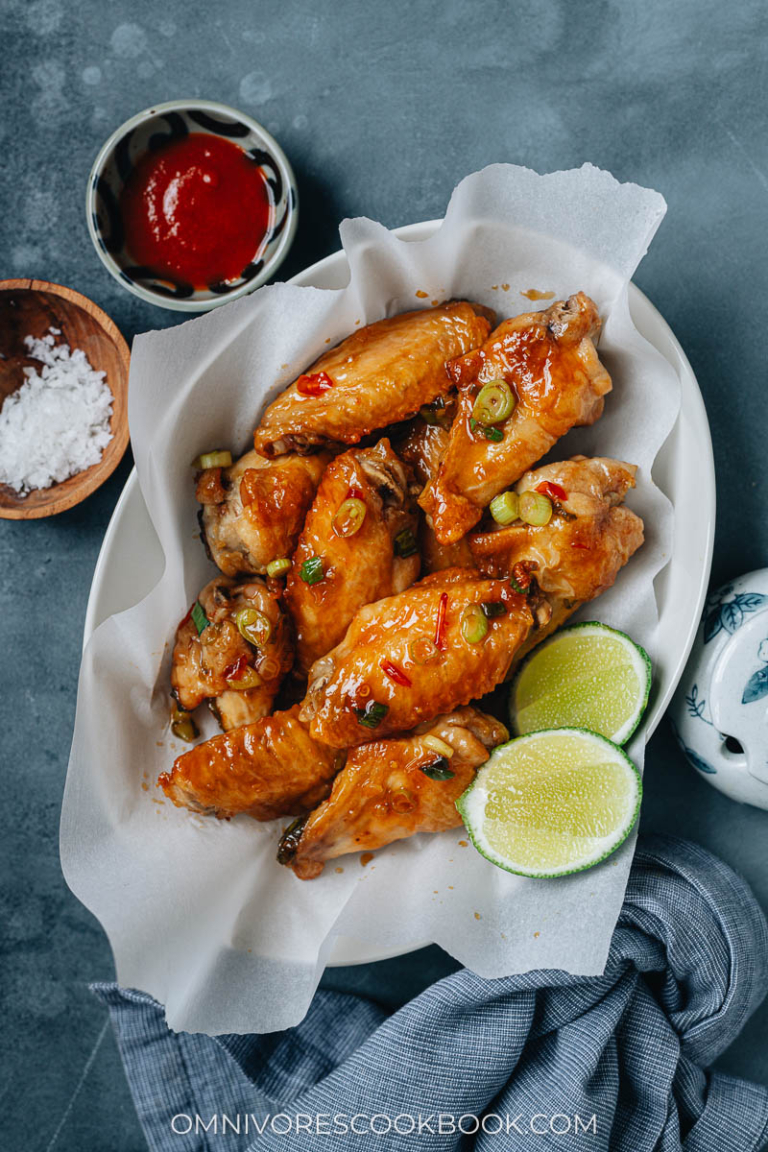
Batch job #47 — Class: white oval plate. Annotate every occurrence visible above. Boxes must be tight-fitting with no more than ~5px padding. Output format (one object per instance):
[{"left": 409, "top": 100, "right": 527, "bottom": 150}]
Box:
[{"left": 83, "top": 221, "right": 715, "bottom": 967}]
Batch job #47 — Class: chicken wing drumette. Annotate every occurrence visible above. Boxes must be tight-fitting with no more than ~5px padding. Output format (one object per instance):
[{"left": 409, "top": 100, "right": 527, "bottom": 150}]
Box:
[
  {"left": 300, "top": 568, "right": 533, "bottom": 748},
  {"left": 197, "top": 449, "right": 332, "bottom": 577},
  {"left": 159, "top": 706, "right": 340, "bottom": 820},
  {"left": 469, "top": 455, "right": 644, "bottom": 668},
  {"left": 253, "top": 302, "right": 493, "bottom": 457},
  {"left": 421, "top": 293, "right": 612, "bottom": 544},
  {"left": 171, "top": 574, "right": 293, "bottom": 732},
  {"left": 285, "top": 438, "right": 420, "bottom": 675},
  {"left": 278, "top": 708, "right": 508, "bottom": 879}
]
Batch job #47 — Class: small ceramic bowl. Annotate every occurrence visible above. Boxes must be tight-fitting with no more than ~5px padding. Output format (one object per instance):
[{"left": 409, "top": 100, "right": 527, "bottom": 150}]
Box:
[
  {"left": 0, "top": 279, "right": 130, "bottom": 519},
  {"left": 670, "top": 569, "right": 768, "bottom": 809},
  {"left": 86, "top": 99, "right": 298, "bottom": 312}
]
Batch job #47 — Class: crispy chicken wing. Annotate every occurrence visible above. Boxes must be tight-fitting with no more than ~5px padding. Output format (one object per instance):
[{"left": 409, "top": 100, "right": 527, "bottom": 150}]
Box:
[
  {"left": 159, "top": 706, "right": 340, "bottom": 820},
  {"left": 197, "top": 449, "right": 331, "bottom": 577},
  {"left": 285, "top": 438, "right": 420, "bottom": 675},
  {"left": 253, "top": 303, "right": 493, "bottom": 457},
  {"left": 421, "top": 293, "right": 612, "bottom": 544},
  {"left": 469, "top": 456, "right": 644, "bottom": 667},
  {"left": 171, "top": 575, "right": 293, "bottom": 730},
  {"left": 278, "top": 708, "right": 508, "bottom": 879},
  {"left": 300, "top": 568, "right": 533, "bottom": 748}
]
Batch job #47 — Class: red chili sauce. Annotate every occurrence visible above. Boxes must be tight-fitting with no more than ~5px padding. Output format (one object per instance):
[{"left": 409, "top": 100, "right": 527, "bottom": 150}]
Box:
[{"left": 120, "top": 134, "right": 272, "bottom": 287}]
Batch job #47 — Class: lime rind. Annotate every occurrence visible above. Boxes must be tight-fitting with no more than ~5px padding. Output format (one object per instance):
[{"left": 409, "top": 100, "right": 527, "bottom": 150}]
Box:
[
  {"left": 456, "top": 727, "right": 642, "bottom": 879},
  {"left": 510, "top": 622, "right": 652, "bottom": 746}
]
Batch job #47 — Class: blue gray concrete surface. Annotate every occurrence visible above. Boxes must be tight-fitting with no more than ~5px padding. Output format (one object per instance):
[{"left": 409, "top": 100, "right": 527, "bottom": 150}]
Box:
[{"left": 1, "top": 0, "right": 767, "bottom": 1147}]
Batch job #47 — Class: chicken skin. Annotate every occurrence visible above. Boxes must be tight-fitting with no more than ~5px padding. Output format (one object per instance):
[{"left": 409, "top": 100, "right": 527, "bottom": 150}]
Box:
[
  {"left": 469, "top": 456, "right": 644, "bottom": 668},
  {"left": 285, "top": 438, "right": 420, "bottom": 675},
  {"left": 278, "top": 708, "right": 508, "bottom": 879},
  {"left": 253, "top": 303, "right": 493, "bottom": 458},
  {"left": 300, "top": 568, "right": 533, "bottom": 748},
  {"left": 421, "top": 293, "right": 612, "bottom": 544},
  {"left": 171, "top": 575, "right": 293, "bottom": 731},
  {"left": 197, "top": 449, "right": 332, "bottom": 577},
  {"left": 159, "top": 706, "right": 340, "bottom": 820}
]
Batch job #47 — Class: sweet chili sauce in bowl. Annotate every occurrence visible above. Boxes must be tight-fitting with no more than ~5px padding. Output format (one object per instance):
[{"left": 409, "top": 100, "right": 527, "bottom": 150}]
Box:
[{"left": 86, "top": 100, "right": 298, "bottom": 312}]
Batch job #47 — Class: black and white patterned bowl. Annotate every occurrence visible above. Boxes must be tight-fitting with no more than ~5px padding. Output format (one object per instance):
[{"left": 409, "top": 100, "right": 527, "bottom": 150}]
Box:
[{"left": 86, "top": 100, "right": 298, "bottom": 312}]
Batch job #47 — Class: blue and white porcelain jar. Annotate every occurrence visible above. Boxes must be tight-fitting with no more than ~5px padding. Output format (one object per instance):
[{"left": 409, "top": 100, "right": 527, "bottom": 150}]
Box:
[{"left": 670, "top": 569, "right": 768, "bottom": 808}]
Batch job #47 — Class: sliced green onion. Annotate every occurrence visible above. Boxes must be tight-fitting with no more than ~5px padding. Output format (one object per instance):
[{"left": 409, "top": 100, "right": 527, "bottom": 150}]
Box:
[
  {"left": 519, "top": 491, "right": 553, "bottom": 526},
  {"left": 236, "top": 607, "right": 272, "bottom": 647},
  {"left": 171, "top": 707, "right": 198, "bottom": 743},
  {"left": 300, "top": 556, "right": 325, "bottom": 585},
  {"left": 482, "top": 425, "right": 504, "bottom": 443},
  {"left": 191, "top": 602, "right": 209, "bottom": 635},
  {"left": 461, "top": 603, "right": 489, "bottom": 644},
  {"left": 420, "top": 757, "right": 455, "bottom": 781},
  {"left": 510, "top": 576, "right": 529, "bottom": 596},
  {"left": 355, "top": 700, "right": 389, "bottom": 729},
  {"left": 481, "top": 601, "right": 507, "bottom": 619},
  {"left": 394, "top": 527, "right": 418, "bottom": 558},
  {"left": 422, "top": 734, "right": 455, "bottom": 759},
  {"left": 489, "top": 491, "right": 520, "bottom": 525},
  {"left": 266, "top": 558, "right": 291, "bottom": 578},
  {"left": 472, "top": 379, "right": 515, "bottom": 425},
  {"left": 192, "top": 450, "right": 232, "bottom": 470},
  {"left": 226, "top": 666, "right": 263, "bottom": 690},
  {"left": 409, "top": 634, "right": 441, "bottom": 664},
  {"left": 333, "top": 497, "right": 367, "bottom": 538}
]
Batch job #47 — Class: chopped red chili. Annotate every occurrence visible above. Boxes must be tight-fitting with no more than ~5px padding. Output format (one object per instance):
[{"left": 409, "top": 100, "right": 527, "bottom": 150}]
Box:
[
  {"left": 346, "top": 485, "right": 364, "bottom": 500},
  {"left": 180, "top": 603, "right": 195, "bottom": 628},
  {"left": 296, "top": 371, "right": 334, "bottom": 397},
  {"left": 434, "top": 592, "right": 449, "bottom": 650},
  {"left": 223, "top": 655, "right": 250, "bottom": 681},
  {"left": 536, "top": 480, "right": 567, "bottom": 503},
  {"left": 380, "top": 659, "right": 412, "bottom": 687},
  {"left": 572, "top": 541, "right": 590, "bottom": 550}
]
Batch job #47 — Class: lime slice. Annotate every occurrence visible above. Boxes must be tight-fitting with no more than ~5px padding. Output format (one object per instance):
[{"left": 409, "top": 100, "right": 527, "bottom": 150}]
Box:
[
  {"left": 510, "top": 622, "right": 651, "bottom": 745},
  {"left": 456, "top": 728, "right": 641, "bottom": 878}
]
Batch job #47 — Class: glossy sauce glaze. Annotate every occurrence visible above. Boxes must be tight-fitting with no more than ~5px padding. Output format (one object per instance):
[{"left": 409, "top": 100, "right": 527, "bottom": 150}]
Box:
[{"left": 120, "top": 134, "right": 272, "bottom": 287}]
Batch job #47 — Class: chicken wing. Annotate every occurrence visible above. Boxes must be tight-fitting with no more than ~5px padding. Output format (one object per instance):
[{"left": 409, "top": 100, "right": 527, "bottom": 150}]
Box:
[
  {"left": 469, "top": 456, "right": 644, "bottom": 668},
  {"left": 253, "top": 302, "right": 493, "bottom": 457},
  {"left": 420, "top": 293, "right": 612, "bottom": 544},
  {"left": 300, "top": 568, "right": 533, "bottom": 748},
  {"left": 171, "top": 575, "right": 293, "bottom": 731},
  {"left": 285, "top": 438, "right": 420, "bottom": 675},
  {"left": 159, "top": 706, "right": 340, "bottom": 820},
  {"left": 197, "top": 449, "right": 332, "bottom": 577},
  {"left": 278, "top": 708, "right": 508, "bottom": 879}
]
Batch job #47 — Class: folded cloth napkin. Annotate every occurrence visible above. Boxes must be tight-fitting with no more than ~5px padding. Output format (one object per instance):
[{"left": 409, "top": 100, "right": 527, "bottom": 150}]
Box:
[{"left": 93, "top": 835, "right": 768, "bottom": 1151}]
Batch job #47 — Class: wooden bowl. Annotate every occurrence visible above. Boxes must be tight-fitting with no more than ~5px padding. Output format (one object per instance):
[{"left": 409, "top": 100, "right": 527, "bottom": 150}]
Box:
[{"left": 0, "top": 279, "right": 130, "bottom": 519}]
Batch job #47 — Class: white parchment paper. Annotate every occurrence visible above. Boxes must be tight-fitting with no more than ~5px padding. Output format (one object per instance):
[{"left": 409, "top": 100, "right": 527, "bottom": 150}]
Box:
[{"left": 62, "top": 164, "right": 679, "bottom": 1035}]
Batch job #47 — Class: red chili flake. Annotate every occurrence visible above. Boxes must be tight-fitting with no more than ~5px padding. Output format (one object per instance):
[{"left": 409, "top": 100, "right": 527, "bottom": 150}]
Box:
[
  {"left": 536, "top": 481, "right": 567, "bottom": 503},
  {"left": 572, "top": 541, "right": 590, "bottom": 550},
  {"left": 346, "top": 485, "right": 364, "bottom": 500},
  {"left": 434, "top": 592, "right": 449, "bottom": 650},
  {"left": 180, "top": 603, "right": 195, "bottom": 627},
  {"left": 296, "top": 371, "right": 334, "bottom": 397},
  {"left": 380, "top": 659, "right": 412, "bottom": 688},
  {"left": 223, "top": 655, "right": 249, "bottom": 681}
]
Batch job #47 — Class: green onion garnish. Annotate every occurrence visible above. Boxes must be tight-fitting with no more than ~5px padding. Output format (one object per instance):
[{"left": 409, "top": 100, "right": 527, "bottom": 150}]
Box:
[
  {"left": 394, "top": 527, "right": 418, "bottom": 558},
  {"left": 519, "top": 491, "right": 553, "bottom": 526},
  {"left": 266, "top": 558, "right": 291, "bottom": 578},
  {"left": 482, "top": 426, "right": 504, "bottom": 443},
  {"left": 461, "top": 603, "right": 489, "bottom": 644},
  {"left": 471, "top": 379, "right": 515, "bottom": 425},
  {"left": 236, "top": 608, "right": 272, "bottom": 647},
  {"left": 481, "top": 601, "right": 507, "bottom": 619},
  {"left": 489, "top": 491, "right": 519, "bottom": 525},
  {"left": 355, "top": 700, "right": 389, "bottom": 728},
  {"left": 192, "top": 450, "right": 232, "bottom": 470},
  {"left": 191, "top": 602, "right": 209, "bottom": 635},
  {"left": 420, "top": 757, "right": 455, "bottom": 781},
  {"left": 300, "top": 556, "right": 325, "bottom": 585},
  {"left": 510, "top": 576, "right": 529, "bottom": 596}
]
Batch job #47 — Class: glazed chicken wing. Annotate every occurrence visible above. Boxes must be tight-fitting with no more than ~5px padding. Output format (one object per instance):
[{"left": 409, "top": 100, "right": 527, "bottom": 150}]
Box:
[
  {"left": 469, "top": 456, "right": 644, "bottom": 668},
  {"left": 159, "top": 706, "right": 339, "bottom": 820},
  {"left": 421, "top": 293, "right": 612, "bottom": 544},
  {"left": 197, "top": 449, "right": 332, "bottom": 577},
  {"left": 278, "top": 708, "right": 508, "bottom": 879},
  {"left": 300, "top": 568, "right": 533, "bottom": 748},
  {"left": 253, "top": 303, "right": 493, "bottom": 457},
  {"left": 171, "top": 575, "right": 293, "bottom": 731},
  {"left": 285, "top": 438, "right": 420, "bottom": 675}
]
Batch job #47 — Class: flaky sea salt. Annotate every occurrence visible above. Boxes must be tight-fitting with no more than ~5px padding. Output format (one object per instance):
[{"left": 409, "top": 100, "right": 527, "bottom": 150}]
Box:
[{"left": 0, "top": 328, "right": 114, "bottom": 495}]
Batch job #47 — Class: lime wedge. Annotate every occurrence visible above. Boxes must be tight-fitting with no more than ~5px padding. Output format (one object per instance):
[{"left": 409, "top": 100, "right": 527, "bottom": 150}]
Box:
[
  {"left": 456, "top": 728, "right": 641, "bottom": 878},
  {"left": 510, "top": 622, "right": 651, "bottom": 745}
]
